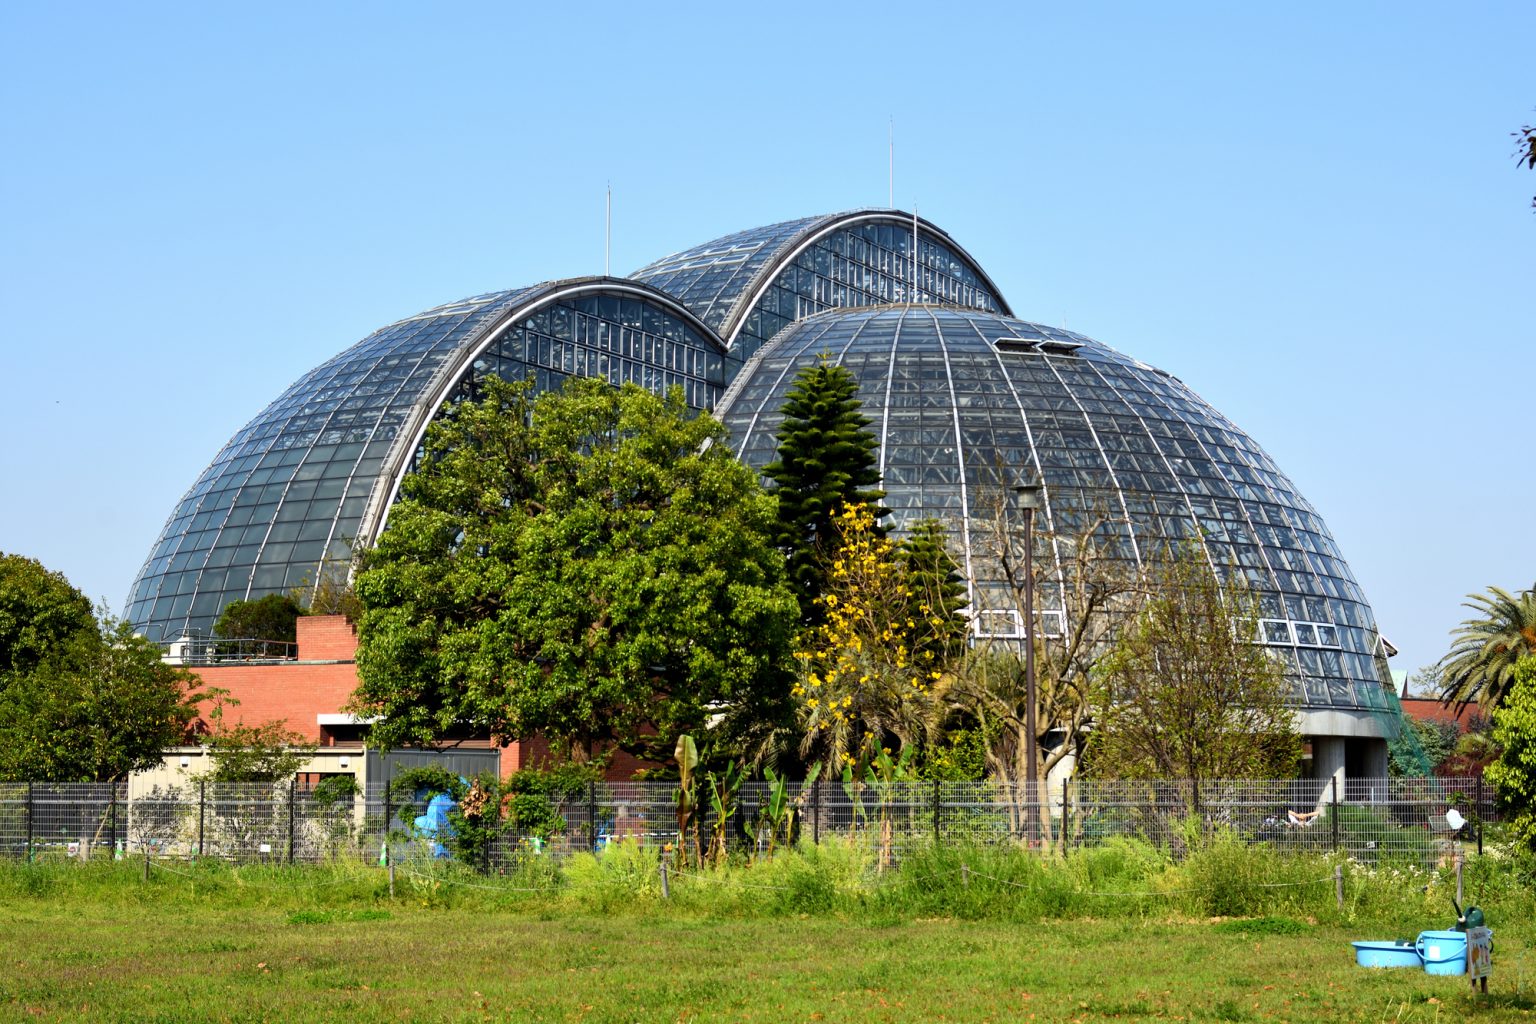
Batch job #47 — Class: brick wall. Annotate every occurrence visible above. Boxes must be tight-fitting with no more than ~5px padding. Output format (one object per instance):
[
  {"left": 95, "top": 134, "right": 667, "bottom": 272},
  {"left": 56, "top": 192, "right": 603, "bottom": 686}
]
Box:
[
  {"left": 1400, "top": 697, "right": 1484, "bottom": 733},
  {"left": 186, "top": 614, "right": 360, "bottom": 743},
  {"left": 191, "top": 660, "right": 362, "bottom": 744},
  {"left": 179, "top": 615, "right": 662, "bottom": 779},
  {"left": 501, "top": 734, "right": 658, "bottom": 780},
  {"left": 295, "top": 614, "right": 358, "bottom": 660}
]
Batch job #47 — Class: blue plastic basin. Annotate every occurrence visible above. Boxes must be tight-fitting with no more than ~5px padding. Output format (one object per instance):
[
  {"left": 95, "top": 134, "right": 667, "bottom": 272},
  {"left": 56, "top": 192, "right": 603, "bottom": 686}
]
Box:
[{"left": 1352, "top": 941, "right": 1422, "bottom": 968}]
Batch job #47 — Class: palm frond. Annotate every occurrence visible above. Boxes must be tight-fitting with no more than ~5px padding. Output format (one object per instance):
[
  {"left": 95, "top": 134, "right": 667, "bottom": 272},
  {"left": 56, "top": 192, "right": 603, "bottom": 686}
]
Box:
[{"left": 1438, "top": 585, "right": 1536, "bottom": 712}]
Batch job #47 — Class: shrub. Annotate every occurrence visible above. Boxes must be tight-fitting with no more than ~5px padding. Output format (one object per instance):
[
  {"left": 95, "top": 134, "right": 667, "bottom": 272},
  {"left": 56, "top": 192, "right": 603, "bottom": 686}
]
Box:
[
  {"left": 560, "top": 839, "right": 662, "bottom": 912},
  {"left": 1178, "top": 830, "right": 1331, "bottom": 919}
]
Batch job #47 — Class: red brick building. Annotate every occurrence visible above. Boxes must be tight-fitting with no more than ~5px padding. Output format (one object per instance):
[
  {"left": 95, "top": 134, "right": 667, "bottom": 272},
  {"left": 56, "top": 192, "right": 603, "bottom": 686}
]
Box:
[
  {"left": 173, "top": 615, "right": 649, "bottom": 780},
  {"left": 1399, "top": 697, "right": 1484, "bottom": 734}
]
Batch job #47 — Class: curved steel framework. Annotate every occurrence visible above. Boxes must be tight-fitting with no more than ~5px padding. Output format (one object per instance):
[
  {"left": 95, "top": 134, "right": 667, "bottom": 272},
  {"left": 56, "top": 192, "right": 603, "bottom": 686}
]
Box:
[
  {"left": 632, "top": 209, "right": 1012, "bottom": 371},
  {"left": 716, "top": 305, "right": 1395, "bottom": 716},
  {"left": 357, "top": 277, "right": 728, "bottom": 545},
  {"left": 127, "top": 278, "right": 728, "bottom": 642}
]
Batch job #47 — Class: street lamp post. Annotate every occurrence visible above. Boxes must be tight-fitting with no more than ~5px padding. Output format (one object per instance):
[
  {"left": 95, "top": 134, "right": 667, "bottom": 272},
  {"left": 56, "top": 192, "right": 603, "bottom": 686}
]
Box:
[{"left": 1012, "top": 480, "right": 1043, "bottom": 833}]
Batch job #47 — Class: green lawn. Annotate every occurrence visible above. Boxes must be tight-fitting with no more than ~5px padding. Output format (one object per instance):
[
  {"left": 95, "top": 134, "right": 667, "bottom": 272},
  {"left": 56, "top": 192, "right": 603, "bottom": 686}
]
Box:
[{"left": 5, "top": 895, "right": 1534, "bottom": 1022}]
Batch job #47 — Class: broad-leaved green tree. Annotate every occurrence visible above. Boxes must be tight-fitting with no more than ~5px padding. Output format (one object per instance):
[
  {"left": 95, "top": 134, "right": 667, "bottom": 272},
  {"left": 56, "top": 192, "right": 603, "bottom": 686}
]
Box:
[
  {"left": 1088, "top": 546, "right": 1300, "bottom": 803},
  {"left": 1486, "top": 656, "right": 1536, "bottom": 848},
  {"left": 0, "top": 616, "right": 200, "bottom": 782},
  {"left": 0, "top": 552, "right": 95, "bottom": 675},
  {"left": 350, "top": 376, "right": 798, "bottom": 763}
]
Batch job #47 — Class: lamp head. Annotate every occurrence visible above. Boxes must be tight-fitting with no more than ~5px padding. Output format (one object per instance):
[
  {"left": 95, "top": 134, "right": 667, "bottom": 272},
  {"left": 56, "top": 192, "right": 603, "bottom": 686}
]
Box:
[{"left": 1011, "top": 480, "right": 1043, "bottom": 511}]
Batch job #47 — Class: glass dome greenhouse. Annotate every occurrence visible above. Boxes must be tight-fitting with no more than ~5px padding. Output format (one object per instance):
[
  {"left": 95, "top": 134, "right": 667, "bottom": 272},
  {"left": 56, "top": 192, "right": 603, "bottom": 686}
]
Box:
[{"left": 127, "top": 208, "right": 1397, "bottom": 765}]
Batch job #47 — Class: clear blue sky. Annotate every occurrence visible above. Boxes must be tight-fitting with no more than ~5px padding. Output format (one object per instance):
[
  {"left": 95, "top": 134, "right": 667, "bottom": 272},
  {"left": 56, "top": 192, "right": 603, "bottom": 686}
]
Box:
[{"left": 2, "top": 2, "right": 1531, "bottom": 679}]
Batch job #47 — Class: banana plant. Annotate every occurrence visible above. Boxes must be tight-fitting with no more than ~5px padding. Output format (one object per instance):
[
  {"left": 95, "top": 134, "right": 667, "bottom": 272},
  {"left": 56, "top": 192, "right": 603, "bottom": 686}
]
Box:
[
  {"left": 704, "top": 760, "right": 743, "bottom": 868},
  {"left": 786, "top": 761, "right": 823, "bottom": 849},
  {"left": 746, "top": 762, "right": 824, "bottom": 861},
  {"left": 870, "top": 745, "right": 916, "bottom": 786},
  {"left": 761, "top": 766, "right": 789, "bottom": 858},
  {"left": 745, "top": 766, "right": 783, "bottom": 862},
  {"left": 868, "top": 745, "right": 916, "bottom": 871},
  {"left": 841, "top": 759, "right": 868, "bottom": 836},
  {"left": 673, "top": 734, "right": 700, "bottom": 870}
]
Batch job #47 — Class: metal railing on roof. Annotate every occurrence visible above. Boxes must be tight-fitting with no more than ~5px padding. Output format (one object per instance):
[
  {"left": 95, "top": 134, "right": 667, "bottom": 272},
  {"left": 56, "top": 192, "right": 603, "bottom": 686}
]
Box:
[{"left": 162, "top": 636, "right": 298, "bottom": 665}]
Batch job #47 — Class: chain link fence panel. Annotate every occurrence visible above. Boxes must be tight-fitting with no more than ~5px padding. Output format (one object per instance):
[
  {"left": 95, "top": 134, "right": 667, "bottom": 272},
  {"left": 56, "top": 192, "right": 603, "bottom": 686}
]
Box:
[{"left": 0, "top": 776, "right": 1497, "bottom": 873}]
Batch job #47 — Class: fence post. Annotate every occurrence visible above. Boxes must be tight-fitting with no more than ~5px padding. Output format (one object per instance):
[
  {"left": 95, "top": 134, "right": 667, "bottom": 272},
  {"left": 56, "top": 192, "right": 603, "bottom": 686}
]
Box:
[
  {"left": 1335, "top": 864, "right": 1343, "bottom": 910},
  {"left": 1060, "top": 779, "right": 1070, "bottom": 857},
  {"left": 659, "top": 859, "right": 669, "bottom": 899},
  {"left": 25, "top": 782, "right": 33, "bottom": 862},
  {"left": 932, "top": 780, "right": 941, "bottom": 845},
  {"left": 197, "top": 780, "right": 206, "bottom": 859},
  {"left": 382, "top": 763, "right": 393, "bottom": 848},
  {"left": 1330, "top": 777, "right": 1340, "bottom": 853},
  {"left": 812, "top": 779, "right": 821, "bottom": 846},
  {"left": 109, "top": 783, "right": 119, "bottom": 859},
  {"left": 287, "top": 777, "right": 296, "bottom": 865},
  {"left": 379, "top": 759, "right": 393, "bottom": 894},
  {"left": 1476, "top": 776, "right": 1486, "bottom": 856},
  {"left": 588, "top": 781, "right": 598, "bottom": 851}
]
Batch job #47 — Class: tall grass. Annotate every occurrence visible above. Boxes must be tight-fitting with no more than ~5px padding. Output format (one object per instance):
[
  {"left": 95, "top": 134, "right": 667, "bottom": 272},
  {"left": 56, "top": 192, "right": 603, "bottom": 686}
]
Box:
[
  {"left": 4, "top": 831, "right": 1531, "bottom": 931},
  {"left": 0, "top": 855, "right": 390, "bottom": 909}
]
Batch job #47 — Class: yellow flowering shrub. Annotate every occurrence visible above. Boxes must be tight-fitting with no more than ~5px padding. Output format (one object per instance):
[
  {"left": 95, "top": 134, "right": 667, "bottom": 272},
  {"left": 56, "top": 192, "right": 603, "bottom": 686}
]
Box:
[{"left": 794, "top": 503, "right": 953, "bottom": 766}]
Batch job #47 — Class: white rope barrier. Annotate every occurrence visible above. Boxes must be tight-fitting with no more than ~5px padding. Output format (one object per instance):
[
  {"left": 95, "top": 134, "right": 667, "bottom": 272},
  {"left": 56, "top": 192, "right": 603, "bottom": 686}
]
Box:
[
  {"left": 398, "top": 864, "right": 555, "bottom": 893},
  {"left": 148, "top": 859, "right": 362, "bottom": 890}
]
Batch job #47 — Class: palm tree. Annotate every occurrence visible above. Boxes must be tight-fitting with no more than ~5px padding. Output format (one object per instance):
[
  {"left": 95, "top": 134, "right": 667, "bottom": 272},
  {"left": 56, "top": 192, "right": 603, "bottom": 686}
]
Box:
[{"left": 1438, "top": 585, "right": 1536, "bottom": 712}]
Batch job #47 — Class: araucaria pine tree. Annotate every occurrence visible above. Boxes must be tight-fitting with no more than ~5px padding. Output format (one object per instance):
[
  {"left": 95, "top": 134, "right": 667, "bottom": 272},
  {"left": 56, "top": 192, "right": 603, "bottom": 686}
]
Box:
[
  {"left": 764, "top": 356, "right": 887, "bottom": 622},
  {"left": 897, "top": 518, "right": 969, "bottom": 667}
]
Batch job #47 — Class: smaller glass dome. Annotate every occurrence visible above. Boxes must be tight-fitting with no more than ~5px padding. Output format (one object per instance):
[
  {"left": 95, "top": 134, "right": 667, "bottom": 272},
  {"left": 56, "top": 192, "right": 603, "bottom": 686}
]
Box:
[{"left": 127, "top": 279, "right": 726, "bottom": 643}]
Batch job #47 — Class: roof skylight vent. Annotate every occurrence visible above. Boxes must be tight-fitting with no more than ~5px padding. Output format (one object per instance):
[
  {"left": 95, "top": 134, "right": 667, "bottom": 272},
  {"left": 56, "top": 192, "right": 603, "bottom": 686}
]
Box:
[
  {"left": 993, "top": 337, "right": 1040, "bottom": 354},
  {"left": 994, "top": 336, "right": 1082, "bottom": 356}
]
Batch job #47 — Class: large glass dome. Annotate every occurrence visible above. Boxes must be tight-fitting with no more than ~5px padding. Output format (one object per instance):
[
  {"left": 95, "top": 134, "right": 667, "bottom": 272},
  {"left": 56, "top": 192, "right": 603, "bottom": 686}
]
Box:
[
  {"left": 126, "top": 208, "right": 1398, "bottom": 753},
  {"left": 716, "top": 304, "right": 1395, "bottom": 719}
]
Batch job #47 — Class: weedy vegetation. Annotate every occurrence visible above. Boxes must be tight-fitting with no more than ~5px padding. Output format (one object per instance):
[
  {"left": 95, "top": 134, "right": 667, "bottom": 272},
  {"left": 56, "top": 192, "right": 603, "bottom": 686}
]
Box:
[{"left": 4, "top": 835, "right": 1536, "bottom": 1022}]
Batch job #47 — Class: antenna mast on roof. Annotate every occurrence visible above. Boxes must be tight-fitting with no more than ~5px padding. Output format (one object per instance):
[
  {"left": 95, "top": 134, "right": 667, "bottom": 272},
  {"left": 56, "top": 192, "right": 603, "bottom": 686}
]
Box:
[
  {"left": 605, "top": 182, "right": 612, "bottom": 277},
  {"left": 912, "top": 203, "right": 920, "bottom": 303},
  {"left": 889, "top": 117, "right": 894, "bottom": 208}
]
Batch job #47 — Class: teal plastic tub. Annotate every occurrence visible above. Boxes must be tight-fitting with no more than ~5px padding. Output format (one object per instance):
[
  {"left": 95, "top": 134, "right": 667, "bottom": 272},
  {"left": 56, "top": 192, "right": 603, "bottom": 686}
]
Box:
[
  {"left": 1415, "top": 930, "right": 1467, "bottom": 976},
  {"left": 1352, "top": 941, "right": 1422, "bottom": 968}
]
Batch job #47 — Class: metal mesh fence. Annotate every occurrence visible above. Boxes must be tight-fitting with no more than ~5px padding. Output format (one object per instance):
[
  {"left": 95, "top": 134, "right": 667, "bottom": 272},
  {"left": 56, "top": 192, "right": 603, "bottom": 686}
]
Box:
[
  {"left": 20, "top": 783, "right": 129, "bottom": 860},
  {"left": 0, "top": 777, "right": 1496, "bottom": 872}
]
